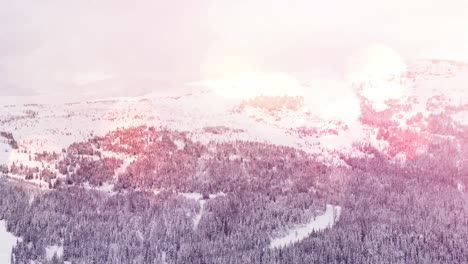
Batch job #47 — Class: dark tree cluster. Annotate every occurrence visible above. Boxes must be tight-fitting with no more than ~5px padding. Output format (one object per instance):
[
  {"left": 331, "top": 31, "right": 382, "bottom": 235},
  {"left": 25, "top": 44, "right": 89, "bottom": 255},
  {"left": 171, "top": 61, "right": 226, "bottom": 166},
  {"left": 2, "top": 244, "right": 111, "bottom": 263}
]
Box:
[
  {"left": 1, "top": 131, "right": 19, "bottom": 149},
  {"left": 293, "top": 121, "right": 348, "bottom": 138},
  {"left": 202, "top": 126, "right": 245, "bottom": 135},
  {"left": 236, "top": 96, "right": 304, "bottom": 114},
  {"left": 0, "top": 109, "right": 38, "bottom": 125}
]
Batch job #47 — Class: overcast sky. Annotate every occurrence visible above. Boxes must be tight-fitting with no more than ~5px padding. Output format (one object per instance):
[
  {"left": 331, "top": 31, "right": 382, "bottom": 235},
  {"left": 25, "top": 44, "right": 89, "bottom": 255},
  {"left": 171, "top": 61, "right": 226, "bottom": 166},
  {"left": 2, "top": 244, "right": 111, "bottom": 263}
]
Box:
[{"left": 1, "top": 0, "right": 468, "bottom": 97}]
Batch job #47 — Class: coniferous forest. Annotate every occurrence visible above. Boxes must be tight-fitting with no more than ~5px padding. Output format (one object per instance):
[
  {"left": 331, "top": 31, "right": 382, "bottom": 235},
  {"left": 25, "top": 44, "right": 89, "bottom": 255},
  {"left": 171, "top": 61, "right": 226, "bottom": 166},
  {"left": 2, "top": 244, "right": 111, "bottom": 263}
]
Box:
[{"left": 1, "top": 122, "right": 468, "bottom": 264}]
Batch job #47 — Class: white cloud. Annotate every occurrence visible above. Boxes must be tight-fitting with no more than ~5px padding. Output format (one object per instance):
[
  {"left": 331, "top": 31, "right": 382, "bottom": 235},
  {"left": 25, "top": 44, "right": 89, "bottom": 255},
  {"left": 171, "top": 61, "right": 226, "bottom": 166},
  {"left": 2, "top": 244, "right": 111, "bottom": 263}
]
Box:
[{"left": 1, "top": 0, "right": 467, "bottom": 97}]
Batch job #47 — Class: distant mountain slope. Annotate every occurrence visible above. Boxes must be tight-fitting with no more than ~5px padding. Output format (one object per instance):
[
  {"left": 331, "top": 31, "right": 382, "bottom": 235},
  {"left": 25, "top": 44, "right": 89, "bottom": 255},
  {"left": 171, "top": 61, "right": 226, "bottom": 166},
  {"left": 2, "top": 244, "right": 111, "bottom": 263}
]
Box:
[{"left": 0, "top": 59, "right": 467, "bottom": 185}]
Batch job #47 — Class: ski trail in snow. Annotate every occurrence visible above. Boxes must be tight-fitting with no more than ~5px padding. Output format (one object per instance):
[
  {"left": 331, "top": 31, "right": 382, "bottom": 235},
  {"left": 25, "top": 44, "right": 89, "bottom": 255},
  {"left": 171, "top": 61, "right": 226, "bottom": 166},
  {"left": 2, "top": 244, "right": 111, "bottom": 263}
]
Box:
[
  {"left": 180, "top": 192, "right": 226, "bottom": 229},
  {"left": 45, "top": 245, "right": 64, "bottom": 261},
  {"left": 193, "top": 200, "right": 206, "bottom": 228},
  {"left": 269, "top": 204, "right": 342, "bottom": 249}
]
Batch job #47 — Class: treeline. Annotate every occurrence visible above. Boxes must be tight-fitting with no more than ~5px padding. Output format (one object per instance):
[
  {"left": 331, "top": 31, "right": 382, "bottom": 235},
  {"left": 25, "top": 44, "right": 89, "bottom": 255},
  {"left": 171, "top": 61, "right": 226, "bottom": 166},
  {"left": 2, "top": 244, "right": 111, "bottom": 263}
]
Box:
[
  {"left": 13, "top": 126, "right": 329, "bottom": 194},
  {"left": 1, "top": 156, "right": 467, "bottom": 263},
  {"left": 0, "top": 109, "right": 38, "bottom": 125},
  {"left": 236, "top": 95, "right": 304, "bottom": 114}
]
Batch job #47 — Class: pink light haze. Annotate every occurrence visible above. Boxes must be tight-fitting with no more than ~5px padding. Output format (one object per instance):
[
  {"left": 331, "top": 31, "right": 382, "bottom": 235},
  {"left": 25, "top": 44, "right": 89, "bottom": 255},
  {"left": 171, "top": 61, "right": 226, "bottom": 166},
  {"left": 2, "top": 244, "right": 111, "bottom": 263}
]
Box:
[{"left": 0, "top": 0, "right": 467, "bottom": 98}]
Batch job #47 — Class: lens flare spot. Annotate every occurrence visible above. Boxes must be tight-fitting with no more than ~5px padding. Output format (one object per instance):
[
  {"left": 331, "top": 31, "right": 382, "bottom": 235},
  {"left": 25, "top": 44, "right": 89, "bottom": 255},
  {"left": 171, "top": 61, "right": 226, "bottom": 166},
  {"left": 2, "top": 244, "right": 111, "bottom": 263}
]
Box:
[{"left": 347, "top": 44, "right": 408, "bottom": 110}]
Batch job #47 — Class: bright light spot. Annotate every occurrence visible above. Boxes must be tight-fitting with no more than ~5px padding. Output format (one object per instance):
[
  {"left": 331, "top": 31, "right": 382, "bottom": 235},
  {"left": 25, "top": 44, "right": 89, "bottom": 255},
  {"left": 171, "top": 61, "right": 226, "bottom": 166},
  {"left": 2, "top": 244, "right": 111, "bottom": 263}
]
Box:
[
  {"left": 195, "top": 72, "right": 304, "bottom": 99},
  {"left": 201, "top": 53, "right": 261, "bottom": 79},
  {"left": 304, "top": 79, "right": 361, "bottom": 122},
  {"left": 347, "top": 44, "right": 408, "bottom": 110},
  {"left": 347, "top": 44, "right": 407, "bottom": 80}
]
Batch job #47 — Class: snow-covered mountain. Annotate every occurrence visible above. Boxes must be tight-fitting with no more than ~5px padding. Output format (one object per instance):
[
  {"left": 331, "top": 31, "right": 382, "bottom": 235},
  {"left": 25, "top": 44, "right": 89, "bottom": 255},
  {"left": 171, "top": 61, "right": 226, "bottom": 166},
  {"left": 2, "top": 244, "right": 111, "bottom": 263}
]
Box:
[
  {"left": 1, "top": 59, "right": 468, "bottom": 264},
  {"left": 1, "top": 59, "right": 468, "bottom": 186}
]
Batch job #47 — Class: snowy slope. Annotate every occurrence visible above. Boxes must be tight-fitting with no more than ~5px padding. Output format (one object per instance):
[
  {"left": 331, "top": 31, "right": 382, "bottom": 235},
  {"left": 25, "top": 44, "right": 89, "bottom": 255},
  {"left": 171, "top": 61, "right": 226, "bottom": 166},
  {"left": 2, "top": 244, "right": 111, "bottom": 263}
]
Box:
[
  {"left": 0, "top": 220, "right": 19, "bottom": 264},
  {"left": 0, "top": 90, "right": 368, "bottom": 169},
  {"left": 1, "top": 59, "right": 468, "bottom": 182},
  {"left": 269, "top": 204, "right": 342, "bottom": 249}
]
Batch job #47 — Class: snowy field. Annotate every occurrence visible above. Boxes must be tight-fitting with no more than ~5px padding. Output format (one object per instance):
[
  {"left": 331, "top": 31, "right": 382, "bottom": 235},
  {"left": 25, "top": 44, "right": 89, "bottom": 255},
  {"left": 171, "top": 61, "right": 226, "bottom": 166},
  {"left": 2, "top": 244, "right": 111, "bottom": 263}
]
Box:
[{"left": 0, "top": 220, "right": 19, "bottom": 264}]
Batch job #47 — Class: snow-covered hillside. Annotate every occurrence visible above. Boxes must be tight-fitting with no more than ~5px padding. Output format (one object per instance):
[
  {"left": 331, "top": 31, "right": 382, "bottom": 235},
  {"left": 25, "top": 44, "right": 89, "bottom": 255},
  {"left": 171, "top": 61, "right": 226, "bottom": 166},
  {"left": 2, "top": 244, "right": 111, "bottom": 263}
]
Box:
[
  {"left": 0, "top": 59, "right": 467, "bottom": 264},
  {"left": 0, "top": 220, "right": 19, "bottom": 264},
  {"left": 1, "top": 59, "right": 468, "bottom": 185}
]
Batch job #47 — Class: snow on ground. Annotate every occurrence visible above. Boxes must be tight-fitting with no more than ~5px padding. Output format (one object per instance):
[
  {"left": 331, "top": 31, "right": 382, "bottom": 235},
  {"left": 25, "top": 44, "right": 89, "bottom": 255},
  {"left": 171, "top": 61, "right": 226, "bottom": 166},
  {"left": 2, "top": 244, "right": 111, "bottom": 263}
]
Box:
[
  {"left": 452, "top": 110, "right": 468, "bottom": 125},
  {"left": 179, "top": 192, "right": 204, "bottom": 228},
  {"left": 2, "top": 59, "right": 468, "bottom": 176},
  {"left": 0, "top": 220, "right": 19, "bottom": 264},
  {"left": 173, "top": 139, "right": 186, "bottom": 150},
  {"left": 81, "top": 182, "right": 117, "bottom": 195},
  {"left": 408, "top": 61, "right": 468, "bottom": 107},
  {"left": 208, "top": 192, "right": 227, "bottom": 199},
  {"left": 0, "top": 141, "right": 12, "bottom": 166},
  {"left": 161, "top": 251, "right": 168, "bottom": 264},
  {"left": 180, "top": 192, "right": 203, "bottom": 201},
  {"left": 45, "top": 245, "right": 64, "bottom": 261},
  {"left": 0, "top": 88, "right": 365, "bottom": 172},
  {"left": 193, "top": 200, "right": 206, "bottom": 228},
  {"left": 7, "top": 174, "right": 50, "bottom": 189},
  {"left": 7, "top": 152, "right": 42, "bottom": 168},
  {"left": 269, "top": 204, "right": 342, "bottom": 249},
  {"left": 100, "top": 151, "right": 137, "bottom": 178},
  {"left": 180, "top": 192, "right": 226, "bottom": 229},
  {"left": 0, "top": 99, "right": 159, "bottom": 158},
  {"left": 180, "top": 192, "right": 226, "bottom": 201},
  {"left": 28, "top": 194, "right": 35, "bottom": 205}
]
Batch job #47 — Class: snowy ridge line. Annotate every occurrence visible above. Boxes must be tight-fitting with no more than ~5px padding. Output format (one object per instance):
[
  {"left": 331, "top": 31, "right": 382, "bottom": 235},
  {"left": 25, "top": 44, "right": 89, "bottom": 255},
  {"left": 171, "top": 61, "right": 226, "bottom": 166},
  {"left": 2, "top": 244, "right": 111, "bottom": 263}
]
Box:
[{"left": 269, "top": 204, "right": 342, "bottom": 249}]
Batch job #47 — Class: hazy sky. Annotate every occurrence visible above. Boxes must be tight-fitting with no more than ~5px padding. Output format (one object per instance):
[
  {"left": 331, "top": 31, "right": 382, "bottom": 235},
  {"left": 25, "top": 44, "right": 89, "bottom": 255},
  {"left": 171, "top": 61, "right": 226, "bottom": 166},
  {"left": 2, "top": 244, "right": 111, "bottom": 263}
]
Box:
[{"left": 1, "top": 0, "right": 468, "bottom": 97}]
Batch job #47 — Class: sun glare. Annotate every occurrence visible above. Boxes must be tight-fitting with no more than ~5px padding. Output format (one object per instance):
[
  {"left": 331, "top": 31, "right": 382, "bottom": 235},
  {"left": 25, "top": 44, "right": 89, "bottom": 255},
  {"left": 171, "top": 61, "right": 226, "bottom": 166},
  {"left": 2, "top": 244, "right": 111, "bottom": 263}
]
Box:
[
  {"left": 304, "top": 79, "right": 361, "bottom": 123},
  {"left": 347, "top": 44, "right": 408, "bottom": 109}
]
